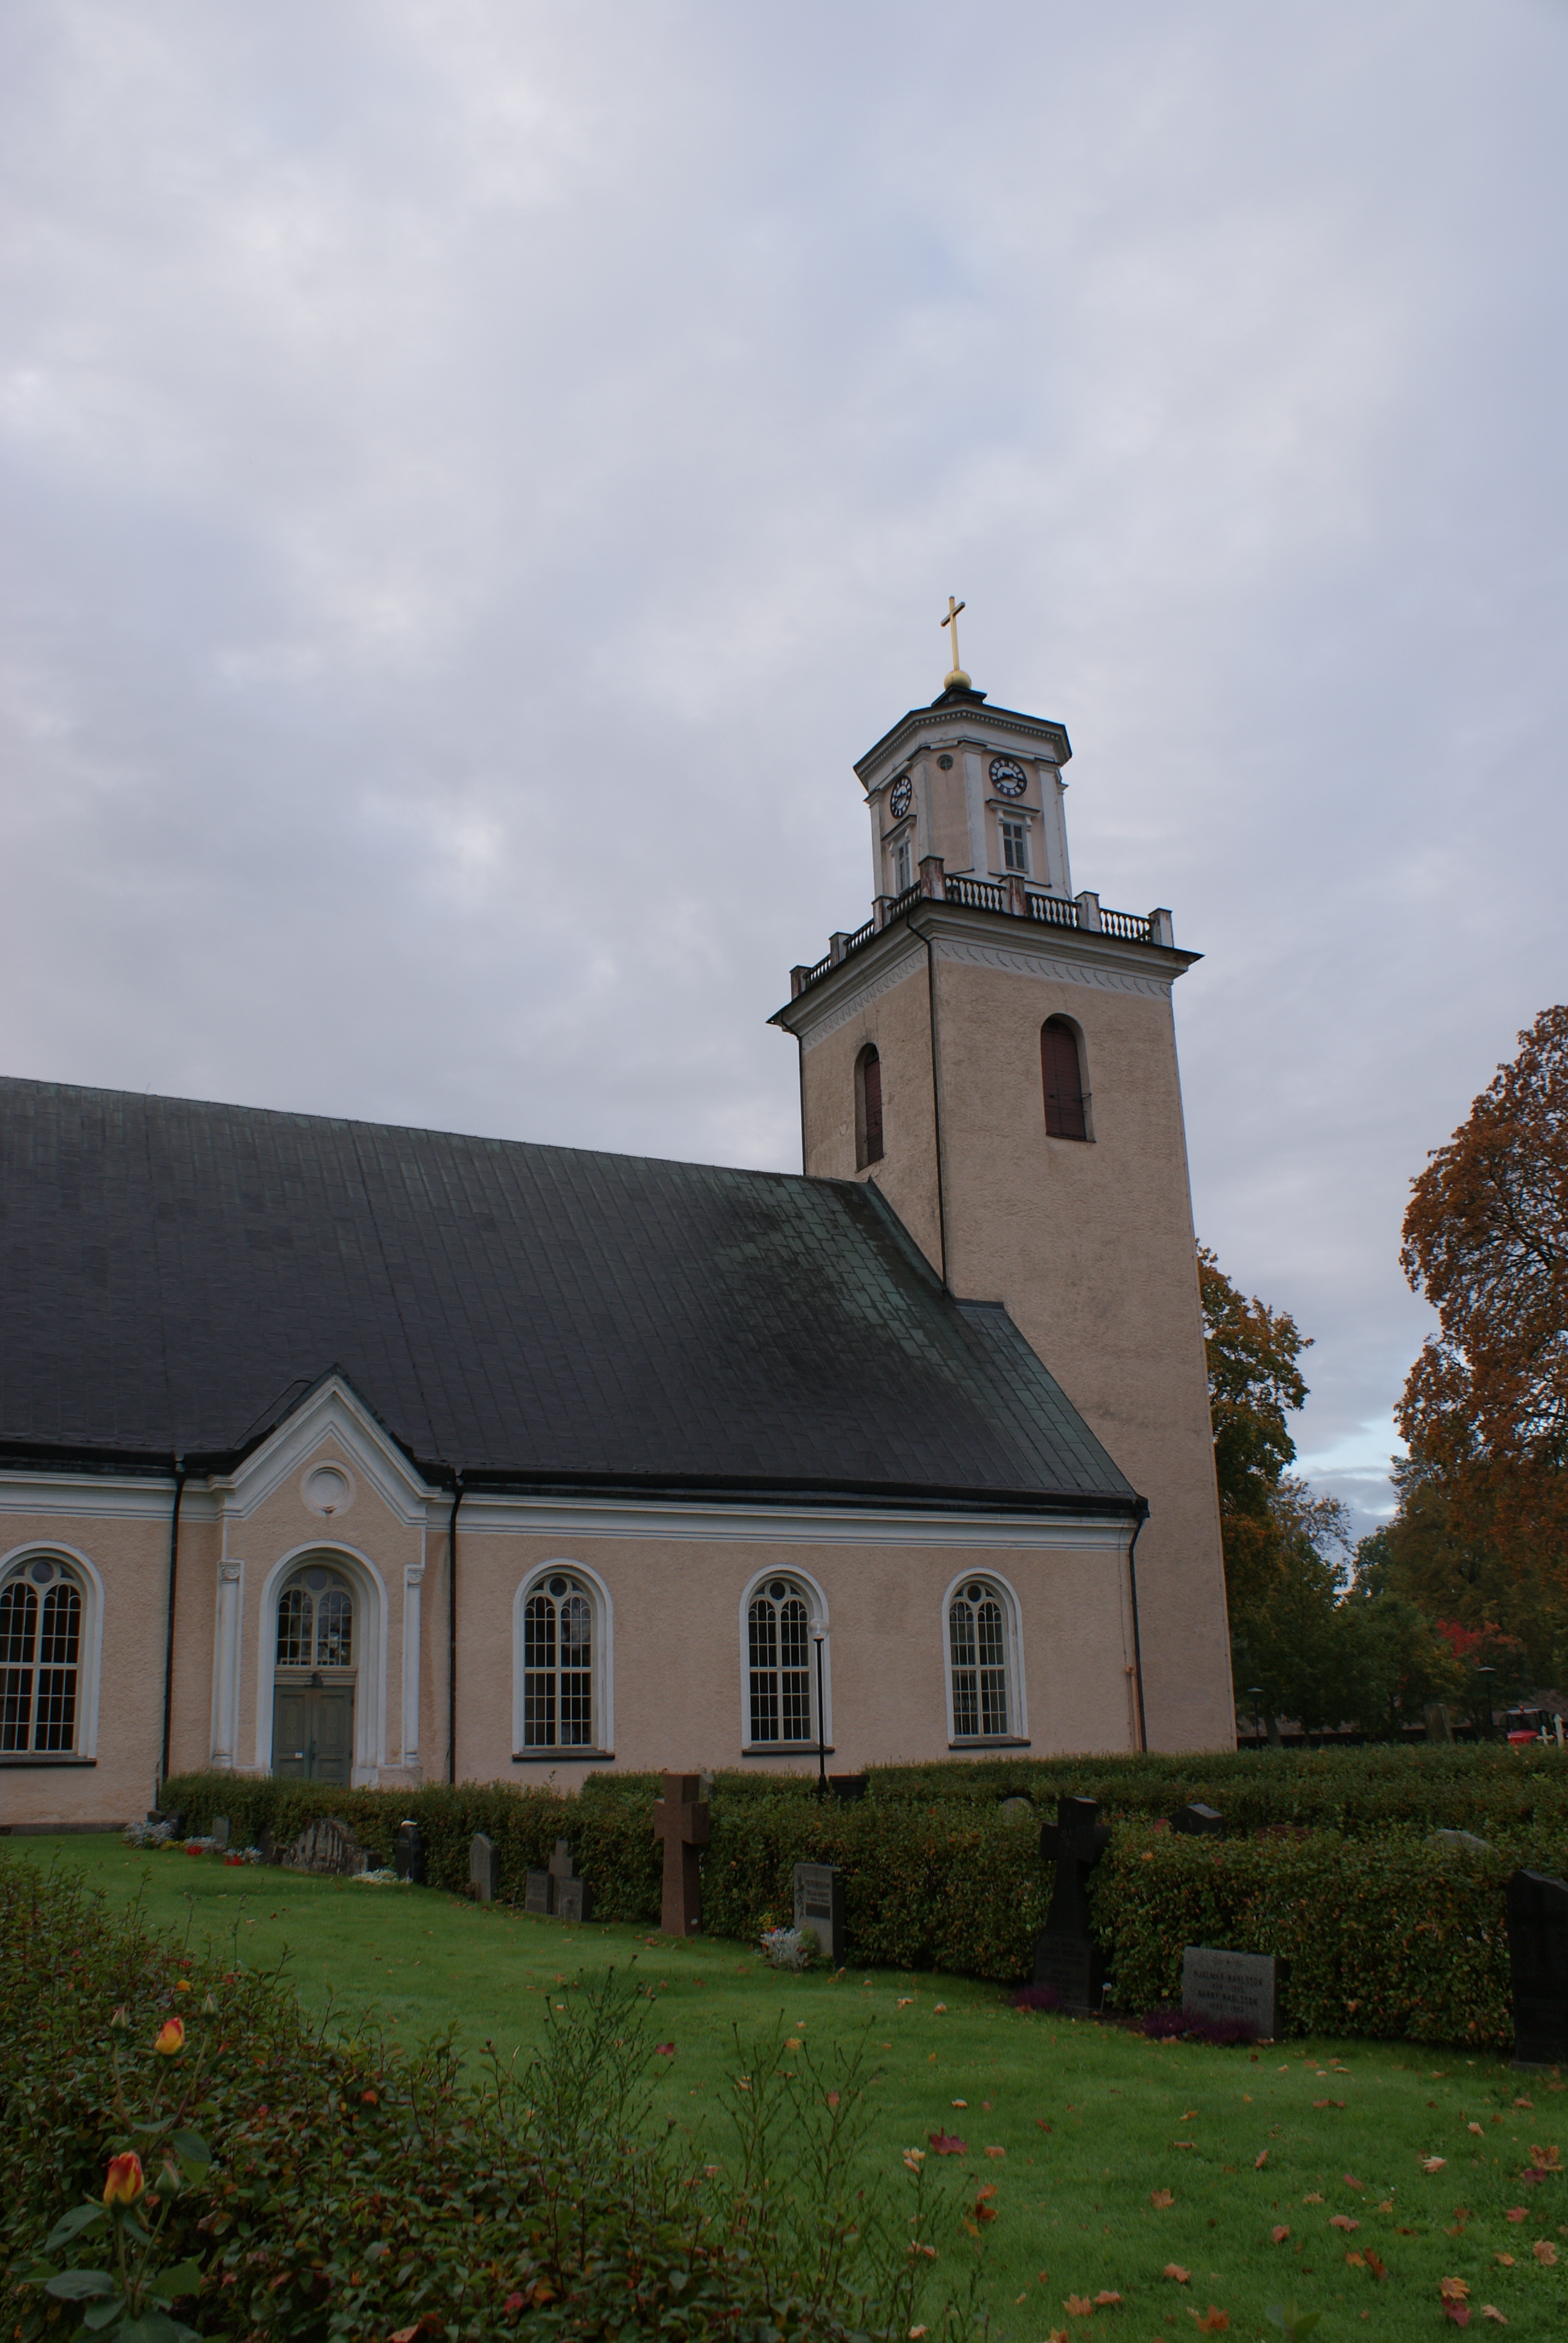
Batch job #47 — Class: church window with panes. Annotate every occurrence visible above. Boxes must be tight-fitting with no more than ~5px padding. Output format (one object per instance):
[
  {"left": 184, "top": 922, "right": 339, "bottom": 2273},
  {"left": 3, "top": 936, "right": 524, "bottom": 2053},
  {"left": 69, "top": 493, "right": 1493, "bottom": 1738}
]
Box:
[
  {"left": 999, "top": 818, "right": 1030, "bottom": 874},
  {"left": 275, "top": 1568, "right": 354, "bottom": 1668},
  {"left": 748, "top": 1578, "right": 814, "bottom": 1745},
  {"left": 948, "top": 1578, "right": 1010, "bottom": 1740},
  {"left": 1, "top": 1556, "right": 83, "bottom": 1752},
  {"left": 522, "top": 1573, "right": 594, "bottom": 1748}
]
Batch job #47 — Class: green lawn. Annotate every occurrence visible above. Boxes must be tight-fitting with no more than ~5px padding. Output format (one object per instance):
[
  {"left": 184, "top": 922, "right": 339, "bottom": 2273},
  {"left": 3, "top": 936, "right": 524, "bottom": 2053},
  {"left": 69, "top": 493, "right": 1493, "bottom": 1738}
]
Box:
[{"left": 28, "top": 1836, "right": 1568, "bottom": 2339}]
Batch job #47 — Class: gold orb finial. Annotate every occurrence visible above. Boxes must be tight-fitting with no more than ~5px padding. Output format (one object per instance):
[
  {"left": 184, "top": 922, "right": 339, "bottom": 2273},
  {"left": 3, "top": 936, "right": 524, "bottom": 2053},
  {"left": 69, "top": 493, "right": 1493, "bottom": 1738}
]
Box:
[{"left": 940, "top": 595, "right": 970, "bottom": 690}]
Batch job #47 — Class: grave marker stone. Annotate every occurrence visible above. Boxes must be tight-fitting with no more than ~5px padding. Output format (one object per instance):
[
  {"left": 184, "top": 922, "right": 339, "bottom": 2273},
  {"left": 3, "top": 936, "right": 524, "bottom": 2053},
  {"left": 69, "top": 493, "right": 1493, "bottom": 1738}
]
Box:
[
  {"left": 394, "top": 1820, "right": 426, "bottom": 1884},
  {"left": 793, "top": 1861, "right": 845, "bottom": 1963},
  {"left": 469, "top": 1832, "right": 501, "bottom": 1905},
  {"left": 211, "top": 1815, "right": 230, "bottom": 1852},
  {"left": 829, "top": 1775, "right": 868, "bottom": 1802},
  {"left": 281, "top": 1815, "right": 371, "bottom": 1876},
  {"left": 549, "top": 1840, "right": 595, "bottom": 1925},
  {"left": 1182, "top": 1947, "right": 1282, "bottom": 2038},
  {"left": 652, "top": 1772, "right": 710, "bottom": 1935},
  {"left": 1033, "top": 1795, "right": 1111, "bottom": 2011},
  {"left": 1169, "top": 1802, "right": 1224, "bottom": 1837},
  {"left": 258, "top": 1824, "right": 278, "bottom": 1866},
  {"left": 1507, "top": 1867, "right": 1568, "bottom": 2066},
  {"left": 524, "top": 1869, "right": 552, "bottom": 1916}
]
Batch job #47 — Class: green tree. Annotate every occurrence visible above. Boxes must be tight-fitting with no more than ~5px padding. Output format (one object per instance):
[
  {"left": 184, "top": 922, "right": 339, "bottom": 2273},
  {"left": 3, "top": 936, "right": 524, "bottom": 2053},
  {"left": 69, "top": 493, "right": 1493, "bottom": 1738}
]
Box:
[{"left": 1198, "top": 1245, "right": 1311, "bottom": 1619}]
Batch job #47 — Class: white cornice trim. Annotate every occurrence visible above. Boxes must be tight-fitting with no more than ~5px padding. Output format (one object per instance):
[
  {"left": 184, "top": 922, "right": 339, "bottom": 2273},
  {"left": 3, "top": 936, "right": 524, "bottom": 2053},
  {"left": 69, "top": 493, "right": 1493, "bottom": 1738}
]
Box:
[
  {"left": 932, "top": 933, "right": 1175, "bottom": 999},
  {"left": 855, "top": 705, "right": 1071, "bottom": 790},
  {"left": 456, "top": 1492, "right": 1131, "bottom": 1549},
  {"left": 0, "top": 1472, "right": 181, "bottom": 1523},
  {"left": 788, "top": 936, "right": 927, "bottom": 1048}
]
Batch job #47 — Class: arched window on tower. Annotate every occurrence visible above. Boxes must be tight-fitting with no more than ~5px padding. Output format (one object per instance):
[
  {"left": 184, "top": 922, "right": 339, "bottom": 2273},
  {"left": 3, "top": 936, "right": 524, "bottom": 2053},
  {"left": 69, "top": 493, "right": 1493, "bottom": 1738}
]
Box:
[
  {"left": 855, "top": 1044, "right": 884, "bottom": 1168},
  {"left": 1042, "top": 1018, "right": 1089, "bottom": 1141},
  {"left": 1, "top": 1555, "right": 84, "bottom": 1752}
]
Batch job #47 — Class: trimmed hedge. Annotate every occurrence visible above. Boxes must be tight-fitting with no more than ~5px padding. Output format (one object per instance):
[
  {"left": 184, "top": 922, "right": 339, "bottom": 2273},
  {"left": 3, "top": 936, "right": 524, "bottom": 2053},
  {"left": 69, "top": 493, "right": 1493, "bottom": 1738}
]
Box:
[
  {"left": 158, "top": 1766, "right": 1568, "bottom": 2045},
  {"left": 1092, "top": 1821, "right": 1567, "bottom": 2048},
  {"left": 1, "top": 1853, "right": 957, "bottom": 2342}
]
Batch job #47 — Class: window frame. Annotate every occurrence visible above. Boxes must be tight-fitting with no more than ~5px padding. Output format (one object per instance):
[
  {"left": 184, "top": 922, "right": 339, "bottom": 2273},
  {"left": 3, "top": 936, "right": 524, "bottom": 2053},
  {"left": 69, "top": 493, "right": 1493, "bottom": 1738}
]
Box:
[
  {"left": 1042, "top": 1015, "right": 1092, "bottom": 1142},
  {"left": 511, "top": 1561, "right": 614, "bottom": 1761},
  {"left": 254, "top": 1545, "right": 388, "bottom": 1781},
  {"left": 941, "top": 1570, "right": 1029, "bottom": 1749},
  {"left": 855, "top": 1042, "right": 884, "bottom": 1169},
  {"left": 999, "top": 817, "right": 1031, "bottom": 875},
  {"left": 738, "top": 1568, "right": 831, "bottom": 1755},
  {"left": 0, "top": 1545, "right": 104, "bottom": 1765}
]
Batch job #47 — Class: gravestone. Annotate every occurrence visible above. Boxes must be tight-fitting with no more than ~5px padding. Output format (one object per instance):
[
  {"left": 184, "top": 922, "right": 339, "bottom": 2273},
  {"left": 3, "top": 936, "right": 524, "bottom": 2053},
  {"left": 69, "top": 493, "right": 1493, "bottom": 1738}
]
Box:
[
  {"left": 210, "top": 1814, "right": 230, "bottom": 1852},
  {"left": 1000, "top": 1796, "right": 1034, "bottom": 1823},
  {"left": 1507, "top": 1868, "right": 1568, "bottom": 2066},
  {"left": 1032, "top": 1796, "right": 1111, "bottom": 2011},
  {"left": 1424, "top": 1702, "right": 1455, "bottom": 1743},
  {"left": 394, "top": 1820, "right": 426, "bottom": 1884},
  {"left": 524, "top": 1869, "right": 552, "bottom": 1915},
  {"left": 1183, "top": 1947, "right": 1283, "bottom": 2039},
  {"left": 652, "top": 1772, "right": 710, "bottom": 1935},
  {"left": 258, "top": 1824, "right": 278, "bottom": 1866},
  {"left": 829, "top": 1775, "right": 868, "bottom": 1802},
  {"left": 469, "top": 1832, "right": 501, "bottom": 1904},
  {"left": 1431, "top": 1828, "right": 1493, "bottom": 1856},
  {"left": 793, "top": 1861, "right": 845, "bottom": 1963},
  {"left": 1169, "top": 1802, "right": 1224, "bottom": 1837},
  {"left": 151, "top": 1809, "right": 183, "bottom": 1837},
  {"left": 281, "top": 1815, "right": 371, "bottom": 1876},
  {"left": 549, "top": 1840, "right": 595, "bottom": 1924}
]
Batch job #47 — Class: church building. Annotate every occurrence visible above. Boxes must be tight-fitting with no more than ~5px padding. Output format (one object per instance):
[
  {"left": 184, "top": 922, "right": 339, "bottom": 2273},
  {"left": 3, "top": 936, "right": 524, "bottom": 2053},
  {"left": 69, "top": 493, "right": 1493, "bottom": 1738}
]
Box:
[{"left": 1, "top": 650, "right": 1235, "bottom": 1827}]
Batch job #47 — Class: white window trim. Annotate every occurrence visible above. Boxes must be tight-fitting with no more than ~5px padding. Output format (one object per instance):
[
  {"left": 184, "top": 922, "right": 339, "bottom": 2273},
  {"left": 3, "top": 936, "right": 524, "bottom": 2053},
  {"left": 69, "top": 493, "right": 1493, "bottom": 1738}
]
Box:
[
  {"left": 512, "top": 1560, "right": 614, "bottom": 1758},
  {"left": 253, "top": 1542, "right": 388, "bottom": 1783},
  {"left": 0, "top": 1541, "right": 105, "bottom": 1759},
  {"left": 940, "top": 1568, "right": 1028, "bottom": 1748},
  {"left": 737, "top": 1564, "right": 832, "bottom": 1754}
]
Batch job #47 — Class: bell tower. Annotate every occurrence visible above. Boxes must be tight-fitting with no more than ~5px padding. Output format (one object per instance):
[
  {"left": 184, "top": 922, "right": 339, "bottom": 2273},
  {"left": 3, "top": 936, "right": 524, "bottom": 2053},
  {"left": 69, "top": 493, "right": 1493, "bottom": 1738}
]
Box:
[{"left": 770, "top": 634, "right": 1233, "bottom": 1752}]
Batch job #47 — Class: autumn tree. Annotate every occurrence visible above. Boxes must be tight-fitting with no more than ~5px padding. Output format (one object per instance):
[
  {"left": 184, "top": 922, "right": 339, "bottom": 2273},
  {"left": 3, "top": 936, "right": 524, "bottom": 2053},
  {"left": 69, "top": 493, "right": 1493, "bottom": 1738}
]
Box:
[
  {"left": 1198, "top": 1245, "right": 1310, "bottom": 1616},
  {"left": 1398, "top": 1003, "right": 1568, "bottom": 1616}
]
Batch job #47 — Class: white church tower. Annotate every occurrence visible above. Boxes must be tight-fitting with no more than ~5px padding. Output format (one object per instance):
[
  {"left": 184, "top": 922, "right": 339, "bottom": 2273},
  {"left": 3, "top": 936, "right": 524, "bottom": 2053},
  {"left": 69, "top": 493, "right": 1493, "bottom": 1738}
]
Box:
[{"left": 772, "top": 613, "right": 1235, "bottom": 1751}]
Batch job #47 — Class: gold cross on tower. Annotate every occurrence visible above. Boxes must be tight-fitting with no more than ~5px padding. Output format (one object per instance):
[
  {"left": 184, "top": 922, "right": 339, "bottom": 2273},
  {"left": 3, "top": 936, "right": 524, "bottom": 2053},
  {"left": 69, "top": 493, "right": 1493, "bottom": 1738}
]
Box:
[{"left": 941, "top": 595, "right": 971, "bottom": 691}]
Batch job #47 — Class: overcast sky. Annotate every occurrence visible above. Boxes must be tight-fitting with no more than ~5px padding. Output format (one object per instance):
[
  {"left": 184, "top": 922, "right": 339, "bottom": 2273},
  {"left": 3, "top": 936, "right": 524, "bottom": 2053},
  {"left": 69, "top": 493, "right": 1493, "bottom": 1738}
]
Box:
[{"left": 4, "top": 1, "right": 1566, "bottom": 1532}]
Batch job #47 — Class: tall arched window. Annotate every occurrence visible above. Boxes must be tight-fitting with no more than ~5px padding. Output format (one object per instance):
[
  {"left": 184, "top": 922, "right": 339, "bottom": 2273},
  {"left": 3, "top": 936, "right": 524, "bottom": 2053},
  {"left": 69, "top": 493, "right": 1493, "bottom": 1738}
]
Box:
[
  {"left": 1042, "top": 1018, "right": 1089, "bottom": 1141},
  {"left": 855, "top": 1044, "right": 884, "bottom": 1168},
  {"left": 748, "top": 1577, "right": 815, "bottom": 1745},
  {"left": 1, "top": 1555, "right": 84, "bottom": 1752},
  {"left": 522, "top": 1571, "right": 595, "bottom": 1748},
  {"left": 948, "top": 1578, "right": 1011, "bottom": 1740}
]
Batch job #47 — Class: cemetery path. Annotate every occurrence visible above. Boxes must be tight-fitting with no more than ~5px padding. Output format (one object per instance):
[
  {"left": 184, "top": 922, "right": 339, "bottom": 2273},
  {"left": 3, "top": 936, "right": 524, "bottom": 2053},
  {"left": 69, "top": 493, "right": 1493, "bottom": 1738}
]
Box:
[{"left": 33, "top": 1838, "right": 1568, "bottom": 2340}]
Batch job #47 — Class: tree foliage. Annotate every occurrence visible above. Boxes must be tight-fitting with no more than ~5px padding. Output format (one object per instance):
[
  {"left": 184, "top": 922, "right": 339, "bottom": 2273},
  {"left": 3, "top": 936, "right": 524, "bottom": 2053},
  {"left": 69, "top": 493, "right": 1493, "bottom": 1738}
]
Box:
[{"left": 1399, "top": 1003, "right": 1568, "bottom": 1572}]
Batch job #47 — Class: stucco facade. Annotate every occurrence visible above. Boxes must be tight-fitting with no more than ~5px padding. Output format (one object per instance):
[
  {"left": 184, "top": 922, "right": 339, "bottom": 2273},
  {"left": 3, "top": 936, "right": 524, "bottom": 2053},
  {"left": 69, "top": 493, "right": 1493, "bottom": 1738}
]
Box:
[{"left": 2, "top": 1378, "right": 1142, "bottom": 1826}]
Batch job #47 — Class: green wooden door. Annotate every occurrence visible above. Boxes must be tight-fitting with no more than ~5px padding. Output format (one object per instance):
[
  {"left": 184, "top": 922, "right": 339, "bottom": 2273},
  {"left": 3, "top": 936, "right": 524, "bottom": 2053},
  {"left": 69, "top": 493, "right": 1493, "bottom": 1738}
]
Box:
[{"left": 272, "top": 1685, "right": 354, "bottom": 1783}]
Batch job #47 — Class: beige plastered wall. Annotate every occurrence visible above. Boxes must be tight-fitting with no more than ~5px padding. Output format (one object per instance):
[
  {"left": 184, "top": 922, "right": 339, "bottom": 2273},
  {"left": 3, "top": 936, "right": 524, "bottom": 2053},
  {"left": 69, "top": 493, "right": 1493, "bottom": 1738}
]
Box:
[
  {"left": 794, "top": 942, "right": 1234, "bottom": 1752},
  {"left": 453, "top": 1525, "right": 1139, "bottom": 1788}
]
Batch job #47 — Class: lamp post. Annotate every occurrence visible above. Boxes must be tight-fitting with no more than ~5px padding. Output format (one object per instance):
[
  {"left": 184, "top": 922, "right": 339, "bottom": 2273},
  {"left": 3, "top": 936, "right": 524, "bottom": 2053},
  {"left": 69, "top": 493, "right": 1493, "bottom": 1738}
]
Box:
[
  {"left": 813, "top": 1630, "right": 829, "bottom": 1801},
  {"left": 1474, "top": 1665, "right": 1495, "bottom": 1742}
]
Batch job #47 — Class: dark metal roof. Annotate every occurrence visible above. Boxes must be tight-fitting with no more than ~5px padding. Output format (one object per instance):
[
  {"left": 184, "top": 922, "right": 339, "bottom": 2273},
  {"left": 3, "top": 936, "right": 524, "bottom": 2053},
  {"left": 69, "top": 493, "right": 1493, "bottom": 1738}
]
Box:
[{"left": 0, "top": 1076, "right": 1137, "bottom": 1510}]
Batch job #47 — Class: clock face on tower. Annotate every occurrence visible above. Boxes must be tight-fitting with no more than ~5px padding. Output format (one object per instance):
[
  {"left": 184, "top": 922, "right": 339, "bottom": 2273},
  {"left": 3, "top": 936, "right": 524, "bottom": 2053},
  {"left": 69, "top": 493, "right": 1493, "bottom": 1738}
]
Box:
[
  {"left": 989, "top": 757, "right": 1027, "bottom": 798},
  {"left": 888, "top": 774, "right": 913, "bottom": 819}
]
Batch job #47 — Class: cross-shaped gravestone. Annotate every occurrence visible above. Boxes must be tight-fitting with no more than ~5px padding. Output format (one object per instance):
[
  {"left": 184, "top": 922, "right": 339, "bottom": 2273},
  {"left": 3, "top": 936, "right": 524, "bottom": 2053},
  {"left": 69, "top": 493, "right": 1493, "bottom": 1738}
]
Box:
[
  {"left": 549, "top": 1839, "right": 595, "bottom": 1925},
  {"left": 1032, "top": 1795, "right": 1111, "bottom": 2011},
  {"left": 1508, "top": 1867, "right": 1568, "bottom": 2066},
  {"left": 652, "top": 1772, "right": 710, "bottom": 1936},
  {"left": 469, "top": 1831, "right": 500, "bottom": 1905}
]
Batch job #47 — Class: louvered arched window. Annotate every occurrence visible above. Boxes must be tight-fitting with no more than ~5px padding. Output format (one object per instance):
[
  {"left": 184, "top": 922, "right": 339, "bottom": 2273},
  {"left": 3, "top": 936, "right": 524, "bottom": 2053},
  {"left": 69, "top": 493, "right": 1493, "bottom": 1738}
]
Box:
[
  {"left": 1, "top": 1556, "right": 84, "bottom": 1752},
  {"left": 1042, "top": 1018, "right": 1089, "bottom": 1141},
  {"left": 855, "top": 1044, "right": 884, "bottom": 1168}
]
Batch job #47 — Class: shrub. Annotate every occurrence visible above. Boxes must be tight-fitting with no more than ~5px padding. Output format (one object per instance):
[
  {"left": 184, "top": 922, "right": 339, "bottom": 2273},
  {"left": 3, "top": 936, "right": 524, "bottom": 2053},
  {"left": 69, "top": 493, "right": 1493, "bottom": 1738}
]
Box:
[
  {"left": 0, "top": 1853, "right": 976, "bottom": 2342},
  {"left": 1093, "top": 1821, "right": 1568, "bottom": 2046}
]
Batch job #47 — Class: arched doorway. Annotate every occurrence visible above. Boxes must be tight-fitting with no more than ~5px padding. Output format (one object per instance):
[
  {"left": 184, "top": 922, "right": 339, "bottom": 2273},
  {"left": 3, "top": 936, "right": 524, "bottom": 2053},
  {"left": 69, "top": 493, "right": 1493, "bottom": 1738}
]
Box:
[{"left": 270, "top": 1559, "right": 356, "bottom": 1783}]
